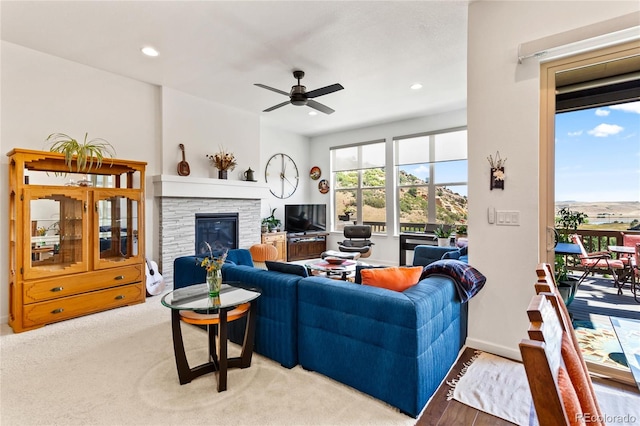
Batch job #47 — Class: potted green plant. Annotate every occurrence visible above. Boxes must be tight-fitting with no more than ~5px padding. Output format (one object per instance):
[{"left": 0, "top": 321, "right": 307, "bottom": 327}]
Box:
[
  {"left": 338, "top": 205, "right": 356, "bottom": 221},
  {"left": 456, "top": 224, "right": 467, "bottom": 238},
  {"left": 434, "top": 225, "right": 453, "bottom": 247},
  {"left": 46, "top": 132, "right": 115, "bottom": 173},
  {"left": 554, "top": 207, "right": 587, "bottom": 304},
  {"left": 262, "top": 208, "right": 282, "bottom": 232}
]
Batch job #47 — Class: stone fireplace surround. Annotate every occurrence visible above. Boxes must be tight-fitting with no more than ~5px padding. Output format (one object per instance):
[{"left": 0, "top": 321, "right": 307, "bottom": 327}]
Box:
[{"left": 153, "top": 175, "right": 268, "bottom": 287}]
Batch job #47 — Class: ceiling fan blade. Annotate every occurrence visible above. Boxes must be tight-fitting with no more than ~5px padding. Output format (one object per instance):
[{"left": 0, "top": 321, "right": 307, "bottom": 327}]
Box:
[
  {"left": 306, "top": 83, "right": 344, "bottom": 99},
  {"left": 254, "top": 83, "right": 289, "bottom": 96},
  {"left": 263, "top": 100, "right": 291, "bottom": 112},
  {"left": 307, "top": 99, "right": 335, "bottom": 115}
]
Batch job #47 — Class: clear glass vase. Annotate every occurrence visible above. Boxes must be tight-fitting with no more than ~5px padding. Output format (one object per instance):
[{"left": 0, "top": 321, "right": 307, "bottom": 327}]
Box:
[{"left": 206, "top": 268, "right": 222, "bottom": 297}]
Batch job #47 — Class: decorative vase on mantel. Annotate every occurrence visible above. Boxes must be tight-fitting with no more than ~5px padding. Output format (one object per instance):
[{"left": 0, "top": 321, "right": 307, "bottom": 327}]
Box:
[
  {"left": 218, "top": 170, "right": 228, "bottom": 180},
  {"left": 206, "top": 268, "right": 222, "bottom": 297}
]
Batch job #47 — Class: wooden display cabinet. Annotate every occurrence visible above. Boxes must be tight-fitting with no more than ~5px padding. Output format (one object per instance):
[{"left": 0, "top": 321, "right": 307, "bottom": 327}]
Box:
[
  {"left": 261, "top": 231, "right": 287, "bottom": 262},
  {"left": 7, "top": 148, "right": 146, "bottom": 332}
]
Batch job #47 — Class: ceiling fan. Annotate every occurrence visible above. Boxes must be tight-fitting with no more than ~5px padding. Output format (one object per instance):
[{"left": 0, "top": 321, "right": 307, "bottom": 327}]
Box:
[{"left": 255, "top": 70, "right": 344, "bottom": 115}]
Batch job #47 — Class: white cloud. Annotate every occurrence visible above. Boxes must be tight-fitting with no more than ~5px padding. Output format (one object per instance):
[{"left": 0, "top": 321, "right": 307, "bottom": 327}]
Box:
[
  {"left": 587, "top": 123, "right": 624, "bottom": 137},
  {"left": 595, "top": 108, "right": 610, "bottom": 116},
  {"left": 610, "top": 101, "right": 640, "bottom": 114},
  {"left": 568, "top": 130, "right": 583, "bottom": 137}
]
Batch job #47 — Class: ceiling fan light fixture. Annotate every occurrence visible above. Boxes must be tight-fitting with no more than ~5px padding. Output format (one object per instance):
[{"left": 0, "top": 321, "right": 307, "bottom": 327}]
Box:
[
  {"left": 141, "top": 46, "right": 159, "bottom": 57},
  {"left": 308, "top": 111, "right": 318, "bottom": 116},
  {"left": 410, "top": 83, "right": 423, "bottom": 90}
]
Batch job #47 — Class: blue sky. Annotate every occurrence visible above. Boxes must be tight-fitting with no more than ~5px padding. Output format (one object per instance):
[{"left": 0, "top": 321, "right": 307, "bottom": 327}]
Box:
[{"left": 555, "top": 101, "right": 640, "bottom": 202}]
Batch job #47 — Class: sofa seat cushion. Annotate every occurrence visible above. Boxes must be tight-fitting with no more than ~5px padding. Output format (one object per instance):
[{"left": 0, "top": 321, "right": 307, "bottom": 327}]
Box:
[{"left": 360, "top": 266, "right": 423, "bottom": 292}]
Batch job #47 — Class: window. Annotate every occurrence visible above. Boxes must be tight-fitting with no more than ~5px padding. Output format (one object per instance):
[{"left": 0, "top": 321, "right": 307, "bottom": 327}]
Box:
[
  {"left": 332, "top": 141, "right": 385, "bottom": 232},
  {"left": 395, "top": 128, "right": 468, "bottom": 232}
]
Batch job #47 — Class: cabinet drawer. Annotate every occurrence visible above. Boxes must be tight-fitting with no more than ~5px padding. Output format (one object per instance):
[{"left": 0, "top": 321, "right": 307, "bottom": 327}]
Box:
[
  {"left": 262, "top": 235, "right": 284, "bottom": 243},
  {"left": 23, "top": 264, "right": 143, "bottom": 303},
  {"left": 22, "top": 283, "right": 145, "bottom": 328}
]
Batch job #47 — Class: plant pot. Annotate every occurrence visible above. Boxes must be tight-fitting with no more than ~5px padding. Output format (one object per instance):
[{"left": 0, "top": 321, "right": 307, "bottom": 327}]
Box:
[
  {"left": 558, "top": 277, "right": 579, "bottom": 306},
  {"left": 437, "top": 238, "right": 450, "bottom": 247},
  {"left": 218, "top": 170, "right": 228, "bottom": 180}
]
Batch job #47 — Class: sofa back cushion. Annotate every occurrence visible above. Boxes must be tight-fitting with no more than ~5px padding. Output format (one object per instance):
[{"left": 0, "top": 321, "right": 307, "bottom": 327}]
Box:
[
  {"left": 413, "top": 245, "right": 458, "bottom": 266},
  {"left": 361, "top": 266, "right": 423, "bottom": 292},
  {"left": 265, "top": 261, "right": 309, "bottom": 277}
]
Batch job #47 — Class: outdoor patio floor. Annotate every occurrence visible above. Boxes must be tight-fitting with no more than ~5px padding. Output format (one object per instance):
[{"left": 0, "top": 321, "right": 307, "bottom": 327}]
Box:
[{"left": 567, "top": 273, "right": 640, "bottom": 322}]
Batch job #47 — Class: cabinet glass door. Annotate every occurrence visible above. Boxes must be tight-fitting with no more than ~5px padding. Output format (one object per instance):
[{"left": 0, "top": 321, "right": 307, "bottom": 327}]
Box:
[
  {"left": 94, "top": 189, "right": 142, "bottom": 270},
  {"left": 23, "top": 187, "right": 89, "bottom": 280}
]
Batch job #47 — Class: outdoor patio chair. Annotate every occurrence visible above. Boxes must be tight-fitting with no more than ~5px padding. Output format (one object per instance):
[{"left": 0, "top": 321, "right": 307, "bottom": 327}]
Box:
[
  {"left": 570, "top": 234, "right": 625, "bottom": 291},
  {"left": 620, "top": 232, "right": 640, "bottom": 267},
  {"left": 633, "top": 243, "right": 640, "bottom": 303}
]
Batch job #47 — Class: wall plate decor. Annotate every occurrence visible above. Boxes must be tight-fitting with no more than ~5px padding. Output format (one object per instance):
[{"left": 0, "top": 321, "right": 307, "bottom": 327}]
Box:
[
  {"left": 310, "top": 166, "right": 321, "bottom": 180},
  {"left": 318, "top": 179, "right": 329, "bottom": 194},
  {"left": 265, "top": 153, "right": 299, "bottom": 199}
]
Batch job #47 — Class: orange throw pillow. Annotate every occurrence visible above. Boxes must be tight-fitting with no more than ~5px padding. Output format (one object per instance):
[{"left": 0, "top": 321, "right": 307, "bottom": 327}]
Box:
[{"left": 360, "top": 266, "right": 423, "bottom": 292}]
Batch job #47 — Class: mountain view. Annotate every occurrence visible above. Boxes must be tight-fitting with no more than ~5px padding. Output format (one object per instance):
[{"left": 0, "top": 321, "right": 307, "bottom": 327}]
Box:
[{"left": 335, "top": 169, "right": 468, "bottom": 226}]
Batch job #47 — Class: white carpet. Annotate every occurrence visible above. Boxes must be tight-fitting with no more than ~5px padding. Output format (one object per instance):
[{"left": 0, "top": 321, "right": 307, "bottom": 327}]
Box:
[
  {"left": 0, "top": 294, "right": 415, "bottom": 426},
  {"left": 450, "top": 351, "right": 640, "bottom": 425}
]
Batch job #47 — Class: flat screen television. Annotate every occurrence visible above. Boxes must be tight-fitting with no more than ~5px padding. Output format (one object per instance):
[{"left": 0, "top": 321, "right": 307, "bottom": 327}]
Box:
[{"left": 285, "top": 204, "right": 327, "bottom": 234}]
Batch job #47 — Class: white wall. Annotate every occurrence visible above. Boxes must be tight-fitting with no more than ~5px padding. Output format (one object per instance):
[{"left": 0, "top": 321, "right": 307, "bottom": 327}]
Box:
[
  {"left": 259, "top": 124, "right": 311, "bottom": 225},
  {"left": 466, "top": 1, "right": 640, "bottom": 360},
  {"left": 161, "top": 87, "right": 260, "bottom": 179},
  {"left": 310, "top": 109, "right": 467, "bottom": 266}
]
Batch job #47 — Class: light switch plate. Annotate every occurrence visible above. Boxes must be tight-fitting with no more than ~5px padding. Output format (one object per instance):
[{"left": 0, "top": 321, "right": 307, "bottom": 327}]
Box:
[{"left": 496, "top": 210, "right": 519, "bottom": 226}]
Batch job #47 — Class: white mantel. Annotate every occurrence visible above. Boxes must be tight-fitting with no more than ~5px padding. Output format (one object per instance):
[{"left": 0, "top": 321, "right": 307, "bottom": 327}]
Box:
[{"left": 152, "top": 175, "right": 269, "bottom": 199}]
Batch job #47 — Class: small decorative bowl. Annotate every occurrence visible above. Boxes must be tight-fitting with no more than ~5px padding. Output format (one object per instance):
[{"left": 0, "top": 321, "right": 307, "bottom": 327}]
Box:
[{"left": 324, "top": 257, "right": 345, "bottom": 265}]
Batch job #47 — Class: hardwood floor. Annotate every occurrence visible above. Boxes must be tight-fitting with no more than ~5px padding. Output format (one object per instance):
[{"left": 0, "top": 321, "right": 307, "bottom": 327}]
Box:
[{"left": 417, "top": 347, "right": 515, "bottom": 426}]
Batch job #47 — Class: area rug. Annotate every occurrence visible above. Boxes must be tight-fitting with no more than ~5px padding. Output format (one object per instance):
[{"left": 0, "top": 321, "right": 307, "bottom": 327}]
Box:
[
  {"left": 448, "top": 350, "right": 640, "bottom": 426},
  {"left": 448, "top": 351, "right": 534, "bottom": 425},
  {"left": 0, "top": 294, "right": 415, "bottom": 426}
]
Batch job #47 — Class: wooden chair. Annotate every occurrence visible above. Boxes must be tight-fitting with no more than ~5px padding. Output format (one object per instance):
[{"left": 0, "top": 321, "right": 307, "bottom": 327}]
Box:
[
  {"left": 520, "top": 293, "right": 604, "bottom": 426},
  {"left": 534, "top": 263, "right": 603, "bottom": 420}
]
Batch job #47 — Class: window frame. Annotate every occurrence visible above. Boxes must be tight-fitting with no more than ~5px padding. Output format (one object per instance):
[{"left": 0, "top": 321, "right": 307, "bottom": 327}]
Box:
[
  {"left": 331, "top": 140, "right": 386, "bottom": 233},
  {"left": 395, "top": 127, "right": 468, "bottom": 232}
]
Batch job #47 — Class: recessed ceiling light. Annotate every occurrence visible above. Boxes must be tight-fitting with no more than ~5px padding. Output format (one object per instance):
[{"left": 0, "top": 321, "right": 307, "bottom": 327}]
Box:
[
  {"left": 410, "top": 83, "right": 423, "bottom": 90},
  {"left": 141, "top": 46, "right": 159, "bottom": 57},
  {"left": 308, "top": 111, "right": 318, "bottom": 116}
]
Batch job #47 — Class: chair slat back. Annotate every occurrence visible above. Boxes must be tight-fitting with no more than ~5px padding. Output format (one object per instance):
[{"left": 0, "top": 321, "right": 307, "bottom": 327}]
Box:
[
  {"left": 520, "top": 295, "right": 570, "bottom": 425},
  {"left": 535, "top": 263, "right": 603, "bottom": 420}
]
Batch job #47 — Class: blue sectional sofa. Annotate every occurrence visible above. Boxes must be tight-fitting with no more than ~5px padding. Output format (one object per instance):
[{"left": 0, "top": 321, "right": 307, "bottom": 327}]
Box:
[
  {"left": 413, "top": 244, "right": 468, "bottom": 265},
  {"left": 173, "top": 250, "right": 467, "bottom": 418}
]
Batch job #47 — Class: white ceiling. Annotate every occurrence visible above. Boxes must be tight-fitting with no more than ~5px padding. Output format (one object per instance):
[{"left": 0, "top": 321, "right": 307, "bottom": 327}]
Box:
[{"left": 1, "top": 1, "right": 468, "bottom": 137}]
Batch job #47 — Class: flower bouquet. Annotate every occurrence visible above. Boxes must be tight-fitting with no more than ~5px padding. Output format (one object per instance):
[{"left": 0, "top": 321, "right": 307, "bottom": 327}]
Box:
[
  {"left": 206, "top": 147, "right": 237, "bottom": 179},
  {"left": 200, "top": 242, "right": 228, "bottom": 296}
]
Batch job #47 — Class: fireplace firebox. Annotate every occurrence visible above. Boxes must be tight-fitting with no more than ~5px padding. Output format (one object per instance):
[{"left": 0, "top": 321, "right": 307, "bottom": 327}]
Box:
[{"left": 195, "top": 213, "right": 239, "bottom": 256}]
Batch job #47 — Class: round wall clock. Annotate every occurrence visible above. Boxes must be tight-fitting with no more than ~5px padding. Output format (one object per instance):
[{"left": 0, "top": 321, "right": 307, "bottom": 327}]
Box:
[{"left": 265, "top": 153, "right": 299, "bottom": 199}]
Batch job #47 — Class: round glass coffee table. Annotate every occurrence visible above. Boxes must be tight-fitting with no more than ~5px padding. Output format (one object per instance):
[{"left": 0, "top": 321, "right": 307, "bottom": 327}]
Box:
[
  {"left": 161, "top": 282, "right": 261, "bottom": 392},
  {"left": 305, "top": 259, "right": 359, "bottom": 280}
]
